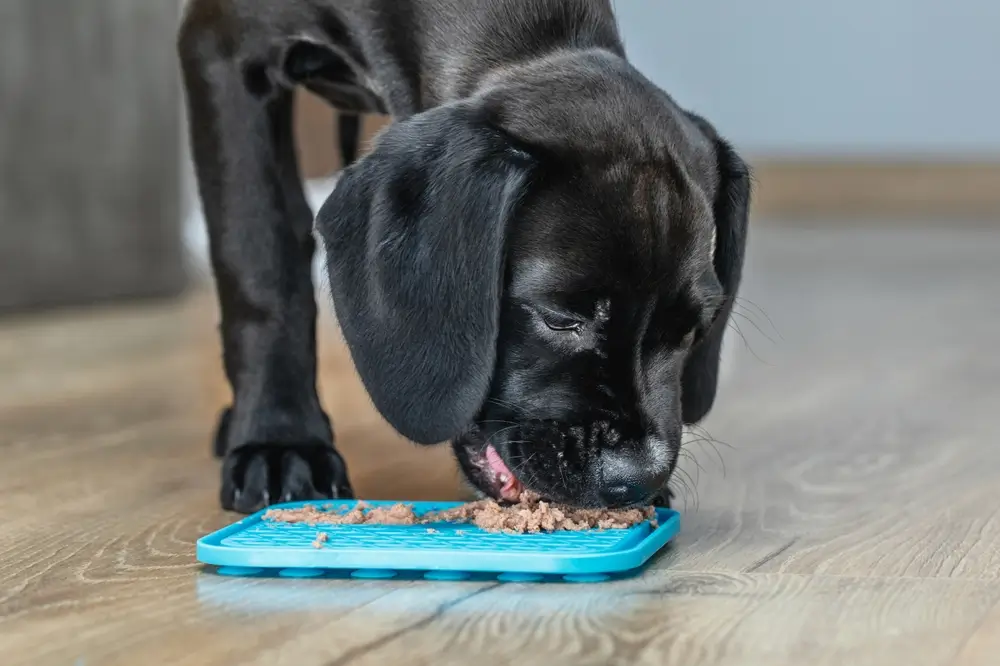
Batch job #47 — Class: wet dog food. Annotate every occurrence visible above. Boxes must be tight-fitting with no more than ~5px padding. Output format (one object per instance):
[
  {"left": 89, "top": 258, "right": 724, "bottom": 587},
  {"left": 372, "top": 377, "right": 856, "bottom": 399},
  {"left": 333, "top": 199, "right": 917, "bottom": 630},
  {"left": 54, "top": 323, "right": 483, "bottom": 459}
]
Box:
[{"left": 264, "top": 492, "right": 655, "bottom": 534}]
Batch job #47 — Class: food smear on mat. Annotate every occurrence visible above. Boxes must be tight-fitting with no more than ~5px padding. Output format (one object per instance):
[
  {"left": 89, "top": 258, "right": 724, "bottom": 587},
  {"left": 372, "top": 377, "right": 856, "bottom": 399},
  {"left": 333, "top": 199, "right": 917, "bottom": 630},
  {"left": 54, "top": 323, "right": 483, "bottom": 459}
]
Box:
[
  {"left": 263, "top": 492, "right": 657, "bottom": 534},
  {"left": 266, "top": 502, "right": 419, "bottom": 526}
]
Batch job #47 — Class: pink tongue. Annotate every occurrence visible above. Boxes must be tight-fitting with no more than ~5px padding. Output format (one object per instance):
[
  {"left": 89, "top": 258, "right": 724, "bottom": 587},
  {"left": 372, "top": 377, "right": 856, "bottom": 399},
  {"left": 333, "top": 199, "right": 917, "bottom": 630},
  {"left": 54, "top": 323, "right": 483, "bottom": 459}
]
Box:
[{"left": 485, "top": 444, "right": 523, "bottom": 501}]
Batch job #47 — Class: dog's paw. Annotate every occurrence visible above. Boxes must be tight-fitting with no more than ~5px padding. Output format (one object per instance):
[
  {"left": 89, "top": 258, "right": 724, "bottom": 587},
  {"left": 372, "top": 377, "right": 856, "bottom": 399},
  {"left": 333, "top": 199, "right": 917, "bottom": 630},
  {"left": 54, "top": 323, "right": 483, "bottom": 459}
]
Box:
[{"left": 220, "top": 444, "right": 354, "bottom": 513}]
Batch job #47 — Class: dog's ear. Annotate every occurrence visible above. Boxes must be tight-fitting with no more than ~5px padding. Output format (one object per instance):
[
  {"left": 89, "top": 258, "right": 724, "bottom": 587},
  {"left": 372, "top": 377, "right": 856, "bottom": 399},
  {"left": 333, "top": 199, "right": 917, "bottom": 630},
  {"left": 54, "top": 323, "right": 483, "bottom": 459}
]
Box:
[
  {"left": 315, "top": 103, "right": 535, "bottom": 444},
  {"left": 681, "top": 118, "right": 751, "bottom": 424}
]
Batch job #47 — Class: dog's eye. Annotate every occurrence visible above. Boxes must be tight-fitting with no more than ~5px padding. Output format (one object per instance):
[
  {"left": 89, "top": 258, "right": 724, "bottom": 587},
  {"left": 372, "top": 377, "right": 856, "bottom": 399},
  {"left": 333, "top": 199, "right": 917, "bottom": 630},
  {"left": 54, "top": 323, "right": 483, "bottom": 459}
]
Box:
[{"left": 540, "top": 311, "right": 584, "bottom": 333}]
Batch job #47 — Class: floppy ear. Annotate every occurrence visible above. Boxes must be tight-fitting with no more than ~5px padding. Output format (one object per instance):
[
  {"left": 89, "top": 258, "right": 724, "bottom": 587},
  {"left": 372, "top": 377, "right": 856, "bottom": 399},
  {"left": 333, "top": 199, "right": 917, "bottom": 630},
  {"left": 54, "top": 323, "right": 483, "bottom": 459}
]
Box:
[
  {"left": 315, "top": 103, "right": 535, "bottom": 444},
  {"left": 681, "top": 123, "right": 751, "bottom": 424}
]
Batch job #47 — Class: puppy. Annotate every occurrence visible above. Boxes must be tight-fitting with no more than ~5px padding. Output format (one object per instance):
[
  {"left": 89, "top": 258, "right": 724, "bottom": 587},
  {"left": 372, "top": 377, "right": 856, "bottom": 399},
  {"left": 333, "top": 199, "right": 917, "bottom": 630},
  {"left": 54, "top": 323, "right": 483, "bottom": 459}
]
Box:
[{"left": 178, "top": 0, "right": 749, "bottom": 513}]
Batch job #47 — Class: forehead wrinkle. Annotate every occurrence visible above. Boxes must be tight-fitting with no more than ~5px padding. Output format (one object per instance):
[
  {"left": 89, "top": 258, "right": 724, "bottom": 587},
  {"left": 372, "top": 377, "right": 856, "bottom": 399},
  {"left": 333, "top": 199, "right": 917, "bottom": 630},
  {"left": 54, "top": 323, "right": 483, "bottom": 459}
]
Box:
[
  {"left": 598, "top": 162, "right": 664, "bottom": 291},
  {"left": 619, "top": 162, "right": 682, "bottom": 291},
  {"left": 658, "top": 160, "right": 715, "bottom": 286},
  {"left": 512, "top": 160, "right": 710, "bottom": 301},
  {"left": 591, "top": 159, "right": 714, "bottom": 300},
  {"left": 660, "top": 140, "right": 718, "bottom": 273}
]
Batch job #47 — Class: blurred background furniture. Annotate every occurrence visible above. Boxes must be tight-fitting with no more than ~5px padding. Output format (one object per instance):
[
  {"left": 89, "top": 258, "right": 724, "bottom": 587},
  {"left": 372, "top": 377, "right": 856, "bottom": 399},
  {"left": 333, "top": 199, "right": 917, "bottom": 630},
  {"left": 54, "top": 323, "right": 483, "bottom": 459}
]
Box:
[{"left": 0, "top": 0, "right": 184, "bottom": 312}]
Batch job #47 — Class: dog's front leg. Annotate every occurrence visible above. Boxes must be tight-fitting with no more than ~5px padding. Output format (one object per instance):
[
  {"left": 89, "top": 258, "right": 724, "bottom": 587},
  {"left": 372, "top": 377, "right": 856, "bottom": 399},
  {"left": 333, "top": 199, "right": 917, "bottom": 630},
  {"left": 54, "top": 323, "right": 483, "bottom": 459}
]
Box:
[{"left": 178, "top": 8, "right": 352, "bottom": 512}]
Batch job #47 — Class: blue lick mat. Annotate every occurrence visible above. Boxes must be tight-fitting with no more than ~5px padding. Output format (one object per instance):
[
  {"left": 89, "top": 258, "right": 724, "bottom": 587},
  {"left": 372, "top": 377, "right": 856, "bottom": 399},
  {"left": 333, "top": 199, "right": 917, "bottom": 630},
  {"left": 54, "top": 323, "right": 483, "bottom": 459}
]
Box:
[{"left": 197, "top": 500, "right": 679, "bottom": 582}]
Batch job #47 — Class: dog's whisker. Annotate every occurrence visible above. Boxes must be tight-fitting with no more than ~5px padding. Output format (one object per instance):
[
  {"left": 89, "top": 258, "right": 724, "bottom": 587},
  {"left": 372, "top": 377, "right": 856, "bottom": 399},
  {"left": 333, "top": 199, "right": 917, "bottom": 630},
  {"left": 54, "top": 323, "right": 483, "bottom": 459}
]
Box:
[
  {"left": 727, "top": 318, "right": 771, "bottom": 365},
  {"left": 687, "top": 423, "right": 706, "bottom": 435},
  {"left": 677, "top": 451, "right": 700, "bottom": 488},
  {"left": 708, "top": 443, "right": 728, "bottom": 478},
  {"left": 678, "top": 449, "right": 706, "bottom": 483},
  {"left": 731, "top": 302, "right": 771, "bottom": 337},
  {"left": 508, "top": 450, "right": 537, "bottom": 478},
  {"left": 672, "top": 465, "right": 699, "bottom": 511},
  {"left": 675, "top": 463, "right": 698, "bottom": 490},
  {"left": 668, "top": 468, "right": 689, "bottom": 507},
  {"left": 555, "top": 454, "right": 569, "bottom": 491},
  {"left": 682, "top": 434, "right": 715, "bottom": 445},
  {"left": 485, "top": 397, "right": 524, "bottom": 415},
  {"left": 669, "top": 473, "right": 694, "bottom": 513},
  {"left": 731, "top": 309, "right": 778, "bottom": 346},
  {"left": 486, "top": 425, "right": 521, "bottom": 439},
  {"left": 683, "top": 435, "right": 727, "bottom": 459},
  {"left": 683, "top": 434, "right": 725, "bottom": 449},
  {"left": 685, "top": 475, "right": 700, "bottom": 512},
  {"left": 687, "top": 423, "right": 720, "bottom": 442},
  {"left": 735, "top": 296, "right": 784, "bottom": 341},
  {"left": 727, "top": 318, "right": 752, "bottom": 349},
  {"left": 684, "top": 429, "right": 730, "bottom": 477},
  {"left": 686, "top": 424, "right": 735, "bottom": 450},
  {"left": 482, "top": 425, "right": 521, "bottom": 451}
]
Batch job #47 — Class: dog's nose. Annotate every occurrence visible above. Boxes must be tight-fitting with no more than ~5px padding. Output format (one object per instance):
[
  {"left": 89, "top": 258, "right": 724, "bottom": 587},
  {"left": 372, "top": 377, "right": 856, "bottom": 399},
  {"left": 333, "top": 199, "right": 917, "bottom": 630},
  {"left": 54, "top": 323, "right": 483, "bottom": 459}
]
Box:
[{"left": 598, "top": 448, "right": 669, "bottom": 507}]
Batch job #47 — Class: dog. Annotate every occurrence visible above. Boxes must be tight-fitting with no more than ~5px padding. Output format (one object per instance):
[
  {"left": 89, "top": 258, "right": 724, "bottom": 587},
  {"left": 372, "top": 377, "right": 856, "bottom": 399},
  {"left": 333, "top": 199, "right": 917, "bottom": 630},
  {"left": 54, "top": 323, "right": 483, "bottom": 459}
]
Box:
[{"left": 177, "top": 0, "right": 750, "bottom": 513}]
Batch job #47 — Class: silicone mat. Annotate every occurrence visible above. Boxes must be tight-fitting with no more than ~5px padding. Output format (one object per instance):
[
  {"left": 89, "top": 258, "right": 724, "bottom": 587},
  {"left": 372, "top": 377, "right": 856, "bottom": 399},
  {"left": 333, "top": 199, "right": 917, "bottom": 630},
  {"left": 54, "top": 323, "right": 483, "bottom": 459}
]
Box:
[{"left": 197, "top": 500, "right": 679, "bottom": 582}]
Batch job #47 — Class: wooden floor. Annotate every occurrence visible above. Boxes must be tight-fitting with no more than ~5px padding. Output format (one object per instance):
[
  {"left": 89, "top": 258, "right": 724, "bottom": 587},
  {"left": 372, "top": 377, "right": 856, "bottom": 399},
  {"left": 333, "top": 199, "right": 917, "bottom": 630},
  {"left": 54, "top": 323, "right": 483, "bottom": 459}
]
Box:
[{"left": 2, "top": 221, "right": 999, "bottom": 666}]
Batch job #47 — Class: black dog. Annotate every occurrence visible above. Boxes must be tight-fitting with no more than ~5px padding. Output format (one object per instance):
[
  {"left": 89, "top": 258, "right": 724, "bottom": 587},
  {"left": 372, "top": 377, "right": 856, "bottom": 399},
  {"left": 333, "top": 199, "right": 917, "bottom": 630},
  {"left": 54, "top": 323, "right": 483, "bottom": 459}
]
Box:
[{"left": 177, "top": 0, "right": 749, "bottom": 513}]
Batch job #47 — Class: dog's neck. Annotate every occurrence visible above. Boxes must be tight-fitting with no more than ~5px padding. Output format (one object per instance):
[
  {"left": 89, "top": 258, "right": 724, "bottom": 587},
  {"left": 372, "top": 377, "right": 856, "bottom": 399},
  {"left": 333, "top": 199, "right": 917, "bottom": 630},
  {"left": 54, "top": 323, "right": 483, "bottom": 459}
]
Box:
[{"left": 418, "top": 0, "right": 626, "bottom": 103}]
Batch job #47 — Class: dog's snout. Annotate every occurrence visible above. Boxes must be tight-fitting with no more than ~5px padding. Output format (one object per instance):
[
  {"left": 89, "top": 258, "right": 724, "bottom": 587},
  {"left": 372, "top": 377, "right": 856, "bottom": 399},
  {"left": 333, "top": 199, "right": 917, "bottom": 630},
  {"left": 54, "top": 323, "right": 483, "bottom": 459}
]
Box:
[{"left": 599, "top": 443, "right": 670, "bottom": 507}]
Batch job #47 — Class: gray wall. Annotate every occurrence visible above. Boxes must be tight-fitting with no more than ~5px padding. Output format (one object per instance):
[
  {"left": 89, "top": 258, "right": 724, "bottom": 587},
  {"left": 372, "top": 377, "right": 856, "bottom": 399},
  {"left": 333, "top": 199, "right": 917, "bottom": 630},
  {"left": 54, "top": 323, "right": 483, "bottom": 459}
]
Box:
[
  {"left": 0, "top": 1, "right": 184, "bottom": 311},
  {"left": 614, "top": 0, "right": 1000, "bottom": 158}
]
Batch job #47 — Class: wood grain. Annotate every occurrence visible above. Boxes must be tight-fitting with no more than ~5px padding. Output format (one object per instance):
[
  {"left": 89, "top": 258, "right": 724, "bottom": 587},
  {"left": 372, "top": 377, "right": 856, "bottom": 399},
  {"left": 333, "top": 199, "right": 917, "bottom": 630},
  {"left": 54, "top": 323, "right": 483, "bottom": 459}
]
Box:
[
  {"left": 1, "top": 222, "right": 999, "bottom": 665},
  {"left": 951, "top": 600, "right": 1000, "bottom": 666}
]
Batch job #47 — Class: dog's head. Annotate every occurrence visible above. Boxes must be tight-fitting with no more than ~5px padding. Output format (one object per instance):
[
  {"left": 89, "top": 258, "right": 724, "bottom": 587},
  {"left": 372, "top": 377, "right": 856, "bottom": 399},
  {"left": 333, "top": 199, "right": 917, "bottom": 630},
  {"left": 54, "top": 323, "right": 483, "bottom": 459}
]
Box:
[{"left": 316, "top": 52, "right": 749, "bottom": 507}]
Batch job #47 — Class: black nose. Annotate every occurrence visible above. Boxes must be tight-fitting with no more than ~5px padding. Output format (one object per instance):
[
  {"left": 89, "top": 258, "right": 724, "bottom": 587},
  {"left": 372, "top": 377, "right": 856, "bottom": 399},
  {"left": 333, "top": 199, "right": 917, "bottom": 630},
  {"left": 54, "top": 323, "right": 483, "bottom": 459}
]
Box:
[{"left": 598, "top": 449, "right": 669, "bottom": 507}]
